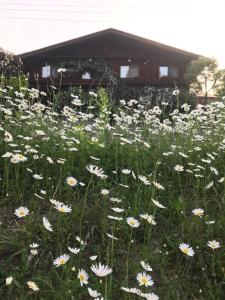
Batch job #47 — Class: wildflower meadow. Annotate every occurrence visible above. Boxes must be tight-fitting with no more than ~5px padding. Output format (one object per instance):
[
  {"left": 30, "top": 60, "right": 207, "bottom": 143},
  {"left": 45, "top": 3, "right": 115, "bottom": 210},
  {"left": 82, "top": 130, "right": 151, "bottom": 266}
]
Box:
[{"left": 1, "top": 84, "right": 225, "bottom": 299}]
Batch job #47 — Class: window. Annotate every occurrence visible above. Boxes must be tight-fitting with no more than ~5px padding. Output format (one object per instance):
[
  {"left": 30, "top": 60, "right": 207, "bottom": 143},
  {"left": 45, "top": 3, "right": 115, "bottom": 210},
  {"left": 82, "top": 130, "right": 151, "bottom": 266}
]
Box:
[
  {"left": 169, "top": 67, "right": 178, "bottom": 78},
  {"left": 159, "top": 66, "right": 168, "bottom": 78},
  {"left": 82, "top": 72, "right": 91, "bottom": 79},
  {"left": 159, "top": 66, "right": 178, "bottom": 78},
  {"left": 42, "top": 65, "right": 51, "bottom": 78},
  {"left": 120, "top": 65, "right": 139, "bottom": 78}
]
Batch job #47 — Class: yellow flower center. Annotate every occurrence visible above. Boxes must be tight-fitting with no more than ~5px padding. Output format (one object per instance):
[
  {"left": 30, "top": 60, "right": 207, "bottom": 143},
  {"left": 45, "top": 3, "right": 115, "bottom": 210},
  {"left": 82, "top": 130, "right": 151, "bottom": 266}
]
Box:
[
  {"left": 19, "top": 211, "right": 25, "bottom": 216},
  {"left": 141, "top": 277, "right": 148, "bottom": 285},
  {"left": 59, "top": 259, "right": 65, "bottom": 265},
  {"left": 79, "top": 274, "right": 84, "bottom": 281},
  {"left": 182, "top": 248, "right": 189, "bottom": 254},
  {"left": 59, "top": 207, "right": 65, "bottom": 212}
]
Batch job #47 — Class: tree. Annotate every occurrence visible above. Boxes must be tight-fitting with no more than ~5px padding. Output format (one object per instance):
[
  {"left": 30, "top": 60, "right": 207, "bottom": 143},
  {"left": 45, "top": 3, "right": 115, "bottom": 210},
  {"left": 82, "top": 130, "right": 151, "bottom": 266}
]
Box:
[
  {"left": 0, "top": 47, "right": 22, "bottom": 77},
  {"left": 185, "top": 57, "right": 225, "bottom": 102}
]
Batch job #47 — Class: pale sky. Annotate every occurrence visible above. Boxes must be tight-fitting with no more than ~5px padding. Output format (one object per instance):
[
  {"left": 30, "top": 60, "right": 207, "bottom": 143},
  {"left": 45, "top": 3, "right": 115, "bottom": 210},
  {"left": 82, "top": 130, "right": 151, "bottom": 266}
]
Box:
[{"left": 0, "top": 0, "right": 225, "bottom": 67}]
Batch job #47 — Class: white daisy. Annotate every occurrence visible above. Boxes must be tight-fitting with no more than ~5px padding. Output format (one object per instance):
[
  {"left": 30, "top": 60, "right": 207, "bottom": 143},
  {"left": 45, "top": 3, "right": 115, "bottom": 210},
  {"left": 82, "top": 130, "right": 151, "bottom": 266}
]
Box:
[
  {"left": 179, "top": 243, "right": 195, "bottom": 256},
  {"left": 136, "top": 272, "right": 154, "bottom": 287},
  {"left": 91, "top": 263, "right": 113, "bottom": 277},
  {"left": 53, "top": 254, "right": 70, "bottom": 267},
  {"left": 127, "top": 217, "right": 140, "bottom": 228},
  {"left": 43, "top": 217, "right": 53, "bottom": 232},
  {"left": 77, "top": 269, "right": 89, "bottom": 286},
  {"left": 27, "top": 281, "right": 39, "bottom": 291},
  {"left": 207, "top": 240, "right": 220, "bottom": 250},
  {"left": 14, "top": 206, "right": 29, "bottom": 218}
]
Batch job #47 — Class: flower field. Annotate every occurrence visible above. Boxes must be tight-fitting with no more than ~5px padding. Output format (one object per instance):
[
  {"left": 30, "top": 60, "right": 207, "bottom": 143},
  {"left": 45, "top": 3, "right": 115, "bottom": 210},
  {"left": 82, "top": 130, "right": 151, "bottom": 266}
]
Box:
[{"left": 1, "top": 87, "right": 225, "bottom": 299}]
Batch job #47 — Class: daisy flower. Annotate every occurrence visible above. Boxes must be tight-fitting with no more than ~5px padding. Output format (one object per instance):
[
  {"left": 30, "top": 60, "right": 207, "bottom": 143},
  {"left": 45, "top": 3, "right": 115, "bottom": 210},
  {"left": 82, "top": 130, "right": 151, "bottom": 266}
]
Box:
[
  {"left": 14, "top": 206, "right": 29, "bottom": 218},
  {"left": 88, "top": 287, "right": 101, "bottom": 298},
  {"left": 77, "top": 269, "right": 89, "bottom": 286},
  {"left": 6, "top": 276, "right": 13, "bottom": 285},
  {"left": 91, "top": 263, "right": 113, "bottom": 277},
  {"left": 89, "top": 255, "right": 98, "bottom": 261},
  {"left": 179, "top": 243, "right": 195, "bottom": 256},
  {"left": 43, "top": 217, "right": 53, "bottom": 232},
  {"left": 68, "top": 247, "right": 80, "bottom": 254},
  {"left": 140, "top": 261, "right": 153, "bottom": 272},
  {"left": 86, "top": 164, "right": 107, "bottom": 179},
  {"left": 66, "top": 176, "right": 78, "bottom": 187},
  {"left": 127, "top": 217, "right": 140, "bottom": 228},
  {"left": 207, "top": 240, "right": 220, "bottom": 250},
  {"left": 54, "top": 203, "right": 72, "bottom": 213},
  {"left": 174, "top": 165, "right": 184, "bottom": 172},
  {"left": 192, "top": 208, "right": 204, "bottom": 217},
  {"left": 152, "top": 199, "right": 166, "bottom": 209},
  {"left": 27, "top": 281, "right": 39, "bottom": 291},
  {"left": 136, "top": 272, "right": 154, "bottom": 287},
  {"left": 53, "top": 254, "right": 70, "bottom": 267},
  {"left": 101, "top": 189, "right": 109, "bottom": 195},
  {"left": 138, "top": 175, "right": 150, "bottom": 185}
]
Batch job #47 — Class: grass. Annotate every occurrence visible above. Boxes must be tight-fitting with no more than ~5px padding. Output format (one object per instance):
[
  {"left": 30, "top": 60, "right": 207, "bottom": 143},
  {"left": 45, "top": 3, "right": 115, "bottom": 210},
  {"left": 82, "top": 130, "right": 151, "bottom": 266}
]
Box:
[{"left": 0, "top": 85, "right": 225, "bottom": 299}]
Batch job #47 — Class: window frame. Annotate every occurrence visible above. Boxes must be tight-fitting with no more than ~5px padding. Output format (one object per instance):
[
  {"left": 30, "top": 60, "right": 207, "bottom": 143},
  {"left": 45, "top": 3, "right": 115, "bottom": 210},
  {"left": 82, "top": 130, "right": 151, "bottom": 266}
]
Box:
[{"left": 120, "top": 65, "right": 140, "bottom": 79}]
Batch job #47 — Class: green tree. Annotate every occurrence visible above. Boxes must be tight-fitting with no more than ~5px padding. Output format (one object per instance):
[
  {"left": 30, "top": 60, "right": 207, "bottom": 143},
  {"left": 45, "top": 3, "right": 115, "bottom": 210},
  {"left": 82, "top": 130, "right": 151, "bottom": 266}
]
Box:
[{"left": 185, "top": 57, "right": 225, "bottom": 102}]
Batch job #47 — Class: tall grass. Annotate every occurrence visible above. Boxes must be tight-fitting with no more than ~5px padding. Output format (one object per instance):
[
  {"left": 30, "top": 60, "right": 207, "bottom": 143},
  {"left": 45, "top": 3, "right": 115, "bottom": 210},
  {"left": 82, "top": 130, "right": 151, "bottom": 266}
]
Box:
[{"left": 0, "top": 83, "right": 225, "bottom": 299}]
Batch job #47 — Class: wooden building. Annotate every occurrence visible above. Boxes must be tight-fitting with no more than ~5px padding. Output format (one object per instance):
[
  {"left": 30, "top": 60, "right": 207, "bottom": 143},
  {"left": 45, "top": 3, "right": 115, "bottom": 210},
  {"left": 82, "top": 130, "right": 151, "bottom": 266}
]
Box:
[{"left": 20, "top": 28, "right": 200, "bottom": 89}]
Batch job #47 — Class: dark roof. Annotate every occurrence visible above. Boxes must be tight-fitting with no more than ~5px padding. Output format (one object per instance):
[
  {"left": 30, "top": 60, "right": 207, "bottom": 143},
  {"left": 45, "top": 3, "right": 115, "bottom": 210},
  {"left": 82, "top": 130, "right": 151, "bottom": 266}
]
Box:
[{"left": 20, "top": 28, "right": 200, "bottom": 59}]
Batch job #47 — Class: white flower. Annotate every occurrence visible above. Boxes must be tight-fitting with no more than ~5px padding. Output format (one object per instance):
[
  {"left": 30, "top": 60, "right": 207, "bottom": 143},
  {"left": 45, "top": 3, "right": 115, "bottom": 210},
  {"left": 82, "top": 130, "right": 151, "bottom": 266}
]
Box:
[
  {"left": 101, "top": 189, "right": 109, "bottom": 195},
  {"left": 6, "top": 276, "right": 13, "bottom": 285},
  {"left": 57, "top": 67, "right": 67, "bottom": 73},
  {"left": 53, "top": 254, "right": 70, "bottom": 267},
  {"left": 107, "top": 233, "right": 119, "bottom": 240},
  {"left": 88, "top": 287, "right": 101, "bottom": 298},
  {"left": 33, "top": 174, "right": 43, "bottom": 180},
  {"left": 43, "top": 217, "right": 53, "bottom": 232},
  {"left": 30, "top": 249, "right": 38, "bottom": 256},
  {"left": 127, "top": 217, "right": 140, "bottom": 228},
  {"left": 140, "top": 213, "right": 156, "bottom": 225},
  {"left": 54, "top": 203, "right": 72, "bottom": 213},
  {"left": 77, "top": 269, "right": 89, "bottom": 286},
  {"left": 173, "top": 89, "right": 180, "bottom": 96},
  {"left": 152, "top": 181, "right": 165, "bottom": 190},
  {"left": 179, "top": 243, "right": 195, "bottom": 256},
  {"left": 91, "top": 263, "right": 113, "bottom": 277},
  {"left": 14, "top": 206, "right": 29, "bottom": 218},
  {"left": 89, "top": 255, "right": 98, "bottom": 261},
  {"left": 207, "top": 240, "right": 220, "bottom": 250},
  {"left": 27, "top": 281, "right": 39, "bottom": 291},
  {"left": 111, "top": 207, "right": 124, "bottom": 213},
  {"left": 140, "top": 261, "right": 153, "bottom": 272},
  {"left": 192, "top": 208, "right": 204, "bottom": 217},
  {"left": 174, "top": 165, "right": 184, "bottom": 172},
  {"left": 30, "top": 243, "right": 39, "bottom": 248},
  {"left": 68, "top": 247, "right": 80, "bottom": 254},
  {"left": 107, "top": 215, "right": 123, "bottom": 221},
  {"left": 121, "top": 169, "right": 131, "bottom": 174},
  {"left": 136, "top": 272, "right": 154, "bottom": 287},
  {"left": 205, "top": 181, "right": 214, "bottom": 189},
  {"left": 152, "top": 199, "right": 166, "bottom": 209},
  {"left": 66, "top": 176, "right": 78, "bottom": 187},
  {"left": 138, "top": 175, "right": 150, "bottom": 185},
  {"left": 86, "top": 164, "right": 107, "bottom": 179}
]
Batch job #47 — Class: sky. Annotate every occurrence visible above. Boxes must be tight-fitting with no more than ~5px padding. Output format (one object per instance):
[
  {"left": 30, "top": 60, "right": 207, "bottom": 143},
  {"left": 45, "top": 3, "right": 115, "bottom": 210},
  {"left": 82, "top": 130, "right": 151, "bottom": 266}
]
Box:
[{"left": 0, "top": 0, "right": 225, "bottom": 67}]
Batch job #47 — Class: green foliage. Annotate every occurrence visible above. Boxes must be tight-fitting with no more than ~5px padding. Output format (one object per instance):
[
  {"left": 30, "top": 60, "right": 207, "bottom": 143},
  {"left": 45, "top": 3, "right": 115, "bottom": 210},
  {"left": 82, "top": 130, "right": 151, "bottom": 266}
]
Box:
[
  {"left": 1, "top": 84, "right": 225, "bottom": 299},
  {"left": 185, "top": 57, "right": 225, "bottom": 99}
]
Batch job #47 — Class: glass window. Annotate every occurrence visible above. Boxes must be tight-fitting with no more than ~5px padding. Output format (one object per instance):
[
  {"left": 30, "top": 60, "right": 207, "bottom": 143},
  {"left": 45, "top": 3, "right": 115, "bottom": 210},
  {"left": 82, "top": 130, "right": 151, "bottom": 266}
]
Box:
[
  {"left": 120, "top": 65, "right": 139, "bottom": 78},
  {"left": 82, "top": 72, "right": 91, "bottom": 79},
  {"left": 169, "top": 67, "right": 178, "bottom": 78},
  {"left": 159, "top": 66, "right": 168, "bottom": 78},
  {"left": 42, "top": 65, "right": 51, "bottom": 78}
]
